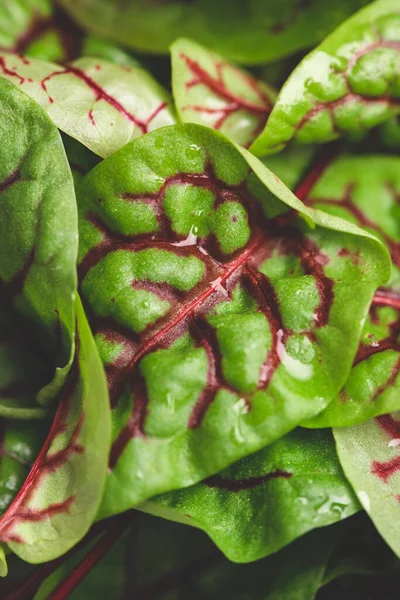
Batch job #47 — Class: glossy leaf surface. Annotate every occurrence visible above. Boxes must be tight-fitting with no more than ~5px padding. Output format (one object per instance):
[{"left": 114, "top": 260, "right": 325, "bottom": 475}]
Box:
[
  {"left": 171, "top": 38, "right": 275, "bottom": 147},
  {"left": 0, "top": 298, "right": 111, "bottom": 564},
  {"left": 76, "top": 123, "right": 388, "bottom": 517},
  {"left": 302, "top": 155, "right": 400, "bottom": 427},
  {"left": 251, "top": 0, "right": 400, "bottom": 156},
  {"left": 144, "top": 428, "right": 360, "bottom": 562},
  {"left": 59, "top": 0, "right": 369, "bottom": 65},
  {"left": 0, "top": 53, "right": 176, "bottom": 158},
  {"left": 335, "top": 413, "right": 400, "bottom": 558}
]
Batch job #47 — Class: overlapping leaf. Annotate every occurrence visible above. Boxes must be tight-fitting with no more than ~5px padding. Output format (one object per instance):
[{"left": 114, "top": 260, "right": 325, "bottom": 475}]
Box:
[
  {"left": 0, "top": 77, "right": 78, "bottom": 406},
  {"left": 251, "top": 0, "right": 400, "bottom": 156},
  {"left": 171, "top": 38, "right": 275, "bottom": 148},
  {"left": 144, "top": 428, "right": 359, "bottom": 562},
  {"left": 335, "top": 412, "right": 400, "bottom": 559},
  {"left": 0, "top": 1, "right": 82, "bottom": 63},
  {"left": 301, "top": 155, "right": 400, "bottom": 427},
  {"left": 59, "top": 0, "right": 369, "bottom": 65},
  {"left": 0, "top": 54, "right": 176, "bottom": 158},
  {"left": 75, "top": 123, "right": 389, "bottom": 517},
  {"left": 0, "top": 298, "right": 111, "bottom": 564}
]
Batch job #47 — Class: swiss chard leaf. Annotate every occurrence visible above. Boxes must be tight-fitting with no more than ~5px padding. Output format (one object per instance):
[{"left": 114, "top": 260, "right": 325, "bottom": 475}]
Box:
[
  {"left": 334, "top": 413, "right": 400, "bottom": 559},
  {"left": 76, "top": 123, "right": 388, "bottom": 517},
  {"left": 143, "top": 428, "right": 360, "bottom": 563},
  {"left": 0, "top": 76, "right": 78, "bottom": 406},
  {"left": 0, "top": 419, "right": 48, "bottom": 518},
  {"left": 251, "top": 0, "right": 400, "bottom": 156},
  {"left": 0, "top": 53, "right": 176, "bottom": 158},
  {"left": 301, "top": 155, "right": 400, "bottom": 427},
  {"left": 171, "top": 38, "right": 275, "bottom": 148},
  {"left": 0, "top": 1, "right": 82, "bottom": 63},
  {"left": 0, "top": 297, "right": 111, "bottom": 564},
  {"left": 59, "top": 0, "right": 370, "bottom": 65}
]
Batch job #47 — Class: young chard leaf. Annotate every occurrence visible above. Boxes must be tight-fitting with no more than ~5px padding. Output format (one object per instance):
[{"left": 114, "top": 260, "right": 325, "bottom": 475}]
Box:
[
  {"left": 0, "top": 77, "right": 78, "bottom": 406},
  {"left": 171, "top": 38, "right": 275, "bottom": 148},
  {"left": 301, "top": 155, "right": 400, "bottom": 427},
  {"left": 76, "top": 123, "right": 388, "bottom": 517},
  {"left": 143, "top": 428, "right": 360, "bottom": 563},
  {"left": 0, "top": 1, "right": 82, "bottom": 63},
  {"left": 251, "top": 0, "right": 400, "bottom": 156},
  {"left": 0, "top": 54, "right": 176, "bottom": 158},
  {"left": 59, "top": 0, "right": 370, "bottom": 65},
  {"left": 334, "top": 412, "right": 400, "bottom": 559},
  {"left": 0, "top": 297, "right": 111, "bottom": 564}
]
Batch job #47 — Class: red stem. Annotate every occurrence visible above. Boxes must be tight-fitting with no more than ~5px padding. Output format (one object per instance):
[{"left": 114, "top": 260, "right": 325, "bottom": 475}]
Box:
[
  {"left": 294, "top": 143, "right": 339, "bottom": 202},
  {"left": 47, "top": 513, "right": 134, "bottom": 600}
]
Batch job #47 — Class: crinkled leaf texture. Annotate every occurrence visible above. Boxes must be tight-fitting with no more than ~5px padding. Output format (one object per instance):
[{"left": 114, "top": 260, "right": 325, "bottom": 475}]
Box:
[
  {"left": 0, "top": 297, "right": 111, "bottom": 564},
  {"left": 0, "top": 53, "right": 176, "bottom": 158},
  {"left": 0, "top": 77, "right": 78, "bottom": 406},
  {"left": 171, "top": 38, "right": 275, "bottom": 148},
  {"left": 251, "top": 0, "right": 400, "bottom": 156},
  {"left": 334, "top": 413, "right": 400, "bottom": 559},
  {"left": 76, "top": 123, "right": 389, "bottom": 517},
  {"left": 59, "top": 0, "right": 369, "bottom": 65},
  {"left": 302, "top": 155, "right": 400, "bottom": 427},
  {"left": 143, "top": 428, "right": 360, "bottom": 562}
]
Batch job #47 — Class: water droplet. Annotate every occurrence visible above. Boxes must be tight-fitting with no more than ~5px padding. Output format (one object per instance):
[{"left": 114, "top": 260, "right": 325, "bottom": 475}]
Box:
[
  {"left": 277, "top": 330, "right": 313, "bottom": 381},
  {"left": 388, "top": 438, "right": 400, "bottom": 448},
  {"left": 172, "top": 225, "right": 198, "bottom": 247},
  {"left": 295, "top": 496, "right": 308, "bottom": 505},
  {"left": 166, "top": 393, "right": 175, "bottom": 411},
  {"left": 232, "top": 398, "right": 249, "bottom": 444},
  {"left": 212, "top": 276, "right": 229, "bottom": 297},
  {"left": 136, "top": 470, "right": 144, "bottom": 480}
]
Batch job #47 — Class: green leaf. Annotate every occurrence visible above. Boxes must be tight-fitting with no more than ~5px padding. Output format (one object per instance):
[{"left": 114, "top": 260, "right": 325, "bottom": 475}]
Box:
[
  {"left": 0, "top": 54, "right": 176, "bottom": 158},
  {"left": 301, "top": 155, "right": 400, "bottom": 427},
  {"left": 0, "top": 77, "right": 78, "bottom": 406},
  {"left": 82, "top": 35, "right": 141, "bottom": 68},
  {"left": 59, "top": 0, "right": 370, "bottom": 65},
  {"left": 171, "top": 38, "right": 275, "bottom": 148},
  {"left": 0, "top": 1, "right": 51, "bottom": 53},
  {"left": 251, "top": 0, "right": 400, "bottom": 156},
  {"left": 0, "top": 297, "right": 111, "bottom": 564},
  {"left": 379, "top": 115, "right": 400, "bottom": 148},
  {"left": 143, "top": 428, "right": 360, "bottom": 562},
  {"left": 322, "top": 513, "right": 398, "bottom": 585},
  {"left": 334, "top": 413, "right": 400, "bottom": 559},
  {"left": 76, "top": 123, "right": 388, "bottom": 517},
  {"left": 0, "top": 1, "right": 82, "bottom": 63},
  {"left": 0, "top": 419, "right": 48, "bottom": 516}
]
